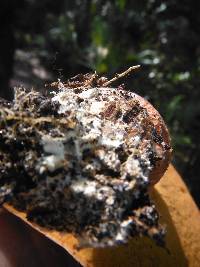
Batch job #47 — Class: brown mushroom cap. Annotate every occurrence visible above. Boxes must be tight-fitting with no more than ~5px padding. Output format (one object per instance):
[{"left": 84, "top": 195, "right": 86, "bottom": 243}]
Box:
[
  {"left": 100, "top": 88, "right": 172, "bottom": 185},
  {"left": 130, "top": 92, "right": 172, "bottom": 184}
]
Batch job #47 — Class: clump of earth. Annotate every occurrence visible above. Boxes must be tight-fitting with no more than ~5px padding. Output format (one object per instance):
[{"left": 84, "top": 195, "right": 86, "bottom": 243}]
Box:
[{"left": 0, "top": 73, "right": 167, "bottom": 247}]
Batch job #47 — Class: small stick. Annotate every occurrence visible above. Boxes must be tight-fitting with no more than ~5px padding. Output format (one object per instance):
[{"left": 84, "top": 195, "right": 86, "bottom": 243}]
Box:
[{"left": 103, "top": 65, "right": 141, "bottom": 87}]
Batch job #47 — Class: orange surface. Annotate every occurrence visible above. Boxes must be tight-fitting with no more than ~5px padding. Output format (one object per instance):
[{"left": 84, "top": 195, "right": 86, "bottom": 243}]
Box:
[{"left": 4, "top": 165, "right": 200, "bottom": 267}]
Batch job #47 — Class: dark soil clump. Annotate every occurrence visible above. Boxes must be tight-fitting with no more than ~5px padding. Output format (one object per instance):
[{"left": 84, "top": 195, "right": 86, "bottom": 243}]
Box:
[{"left": 0, "top": 74, "right": 168, "bottom": 247}]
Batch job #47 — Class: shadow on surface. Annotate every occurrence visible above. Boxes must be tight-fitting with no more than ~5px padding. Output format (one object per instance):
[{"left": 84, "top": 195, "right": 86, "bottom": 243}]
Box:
[{"left": 0, "top": 208, "right": 81, "bottom": 267}]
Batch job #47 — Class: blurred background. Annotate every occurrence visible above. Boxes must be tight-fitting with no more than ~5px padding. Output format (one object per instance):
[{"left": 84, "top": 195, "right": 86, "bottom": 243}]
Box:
[{"left": 0, "top": 0, "right": 199, "bottom": 206}]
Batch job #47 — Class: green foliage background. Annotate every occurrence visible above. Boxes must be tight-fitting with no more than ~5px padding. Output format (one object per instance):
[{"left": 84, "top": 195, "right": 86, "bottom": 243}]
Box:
[{"left": 13, "top": 0, "right": 200, "bottom": 205}]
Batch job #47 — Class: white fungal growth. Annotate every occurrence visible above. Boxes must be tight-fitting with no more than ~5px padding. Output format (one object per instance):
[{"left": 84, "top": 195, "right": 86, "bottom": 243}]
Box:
[
  {"left": 42, "top": 135, "right": 65, "bottom": 156},
  {"left": 45, "top": 84, "right": 155, "bottom": 245},
  {"left": 90, "top": 101, "right": 106, "bottom": 114},
  {"left": 78, "top": 88, "right": 97, "bottom": 99},
  {"left": 0, "top": 81, "right": 168, "bottom": 248},
  {"left": 38, "top": 136, "right": 66, "bottom": 173},
  {"left": 39, "top": 155, "right": 65, "bottom": 173}
]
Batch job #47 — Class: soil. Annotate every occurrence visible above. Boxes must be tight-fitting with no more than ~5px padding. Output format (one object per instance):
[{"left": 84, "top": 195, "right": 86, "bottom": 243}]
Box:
[{"left": 0, "top": 74, "right": 171, "bottom": 248}]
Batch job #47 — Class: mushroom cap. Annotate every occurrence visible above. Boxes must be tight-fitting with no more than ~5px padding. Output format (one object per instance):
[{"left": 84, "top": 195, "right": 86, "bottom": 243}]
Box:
[{"left": 130, "top": 92, "right": 172, "bottom": 184}]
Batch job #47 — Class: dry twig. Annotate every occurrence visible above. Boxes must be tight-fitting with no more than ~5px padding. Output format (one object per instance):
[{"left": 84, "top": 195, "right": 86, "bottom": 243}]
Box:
[{"left": 103, "top": 65, "right": 141, "bottom": 87}]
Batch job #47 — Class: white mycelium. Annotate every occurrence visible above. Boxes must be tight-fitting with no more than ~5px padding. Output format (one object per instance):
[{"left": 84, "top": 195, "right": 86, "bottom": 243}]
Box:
[
  {"left": 35, "top": 85, "right": 155, "bottom": 246},
  {"left": 0, "top": 82, "right": 166, "bottom": 247}
]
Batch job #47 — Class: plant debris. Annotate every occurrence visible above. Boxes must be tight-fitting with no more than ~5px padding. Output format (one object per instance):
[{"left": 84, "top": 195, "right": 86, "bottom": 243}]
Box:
[{"left": 0, "top": 72, "right": 169, "bottom": 248}]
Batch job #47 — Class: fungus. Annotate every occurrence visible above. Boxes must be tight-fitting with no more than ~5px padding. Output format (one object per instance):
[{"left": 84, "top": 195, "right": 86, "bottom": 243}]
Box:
[{"left": 0, "top": 71, "right": 171, "bottom": 248}]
